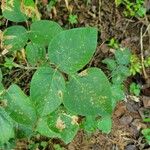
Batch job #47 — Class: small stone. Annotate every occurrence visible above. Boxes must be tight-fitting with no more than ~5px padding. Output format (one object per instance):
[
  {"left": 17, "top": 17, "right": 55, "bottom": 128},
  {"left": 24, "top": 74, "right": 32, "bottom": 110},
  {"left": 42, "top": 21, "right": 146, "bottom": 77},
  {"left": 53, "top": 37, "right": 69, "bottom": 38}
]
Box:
[
  {"left": 131, "top": 119, "right": 147, "bottom": 130},
  {"left": 126, "top": 101, "right": 139, "bottom": 113},
  {"left": 129, "top": 124, "right": 139, "bottom": 138},
  {"left": 138, "top": 108, "right": 150, "bottom": 119},
  {"left": 114, "top": 105, "right": 126, "bottom": 118},
  {"left": 142, "top": 96, "right": 150, "bottom": 108},
  {"left": 119, "top": 115, "right": 133, "bottom": 125},
  {"left": 125, "top": 144, "right": 138, "bottom": 150},
  {"left": 100, "top": 44, "right": 109, "bottom": 53}
]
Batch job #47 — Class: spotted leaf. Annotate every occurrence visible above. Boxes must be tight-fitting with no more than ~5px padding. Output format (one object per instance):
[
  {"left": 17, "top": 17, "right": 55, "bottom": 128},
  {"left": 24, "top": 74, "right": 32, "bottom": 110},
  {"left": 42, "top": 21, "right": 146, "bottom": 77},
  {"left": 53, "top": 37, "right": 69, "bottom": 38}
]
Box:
[
  {"left": 25, "top": 43, "right": 46, "bottom": 66},
  {"left": 2, "top": 0, "right": 27, "bottom": 22},
  {"left": 0, "top": 108, "right": 14, "bottom": 146},
  {"left": 29, "top": 20, "right": 63, "bottom": 46},
  {"left": 48, "top": 27, "right": 97, "bottom": 74},
  {"left": 2, "top": 26, "right": 28, "bottom": 51},
  {"left": 63, "top": 68, "right": 113, "bottom": 116},
  {"left": 48, "top": 109, "right": 79, "bottom": 144},
  {"left": 30, "top": 67, "right": 66, "bottom": 117},
  {"left": 4, "top": 84, "right": 37, "bottom": 127}
]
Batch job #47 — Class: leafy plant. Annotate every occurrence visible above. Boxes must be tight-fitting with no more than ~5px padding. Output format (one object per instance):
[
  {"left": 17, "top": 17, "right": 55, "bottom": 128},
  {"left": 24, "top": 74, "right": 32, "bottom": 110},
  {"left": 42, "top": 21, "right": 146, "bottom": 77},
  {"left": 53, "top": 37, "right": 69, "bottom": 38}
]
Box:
[
  {"left": 130, "top": 54, "right": 142, "bottom": 75},
  {"left": 68, "top": 14, "right": 78, "bottom": 25},
  {"left": 102, "top": 47, "right": 131, "bottom": 104},
  {"left": 129, "top": 82, "right": 141, "bottom": 96},
  {"left": 1, "top": 0, "right": 40, "bottom": 22},
  {"left": 144, "top": 56, "right": 150, "bottom": 67},
  {"left": 130, "top": 55, "right": 150, "bottom": 75},
  {"left": 107, "top": 38, "right": 119, "bottom": 49},
  {"left": 115, "top": 0, "right": 146, "bottom": 17},
  {"left": 142, "top": 128, "right": 150, "bottom": 145},
  {"left": 0, "top": 19, "right": 121, "bottom": 147},
  {"left": 0, "top": 1, "right": 137, "bottom": 145}
]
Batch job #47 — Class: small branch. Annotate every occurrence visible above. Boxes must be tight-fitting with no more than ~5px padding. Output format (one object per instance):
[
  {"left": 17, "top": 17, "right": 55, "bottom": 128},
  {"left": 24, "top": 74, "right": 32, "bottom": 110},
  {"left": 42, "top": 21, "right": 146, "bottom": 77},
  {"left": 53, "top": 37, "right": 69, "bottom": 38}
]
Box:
[
  {"left": 14, "top": 63, "right": 37, "bottom": 70},
  {"left": 140, "top": 25, "right": 148, "bottom": 80}
]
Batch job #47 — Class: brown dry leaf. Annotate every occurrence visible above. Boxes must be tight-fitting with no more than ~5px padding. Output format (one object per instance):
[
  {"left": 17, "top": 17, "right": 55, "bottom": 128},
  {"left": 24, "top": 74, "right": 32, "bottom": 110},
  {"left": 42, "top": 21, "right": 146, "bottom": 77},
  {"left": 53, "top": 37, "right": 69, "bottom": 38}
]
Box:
[
  {"left": 78, "top": 70, "right": 88, "bottom": 77},
  {"left": 71, "top": 115, "right": 79, "bottom": 125},
  {"left": 56, "top": 117, "right": 66, "bottom": 131}
]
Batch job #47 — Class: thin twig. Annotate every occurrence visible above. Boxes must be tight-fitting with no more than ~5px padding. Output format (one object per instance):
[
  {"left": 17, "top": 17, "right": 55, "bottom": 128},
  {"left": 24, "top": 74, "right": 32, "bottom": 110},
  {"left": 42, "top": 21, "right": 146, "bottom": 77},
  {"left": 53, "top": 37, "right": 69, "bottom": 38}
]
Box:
[
  {"left": 140, "top": 25, "right": 148, "bottom": 80},
  {"left": 14, "top": 63, "right": 37, "bottom": 70}
]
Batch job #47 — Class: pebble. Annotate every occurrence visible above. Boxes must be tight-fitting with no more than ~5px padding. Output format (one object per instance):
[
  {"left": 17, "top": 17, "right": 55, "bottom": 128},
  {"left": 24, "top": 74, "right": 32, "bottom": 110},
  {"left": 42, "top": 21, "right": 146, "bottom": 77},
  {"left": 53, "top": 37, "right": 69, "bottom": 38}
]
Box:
[
  {"left": 125, "top": 144, "right": 138, "bottom": 150},
  {"left": 142, "top": 96, "right": 150, "bottom": 108},
  {"left": 119, "top": 115, "right": 133, "bottom": 125}
]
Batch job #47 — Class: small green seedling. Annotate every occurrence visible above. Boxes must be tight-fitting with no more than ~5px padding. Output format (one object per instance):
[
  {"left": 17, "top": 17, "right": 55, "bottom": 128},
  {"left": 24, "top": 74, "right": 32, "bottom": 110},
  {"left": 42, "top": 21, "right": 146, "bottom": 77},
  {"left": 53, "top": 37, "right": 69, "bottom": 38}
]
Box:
[
  {"left": 103, "top": 47, "right": 131, "bottom": 104},
  {"left": 144, "top": 57, "right": 150, "bottom": 67},
  {"left": 142, "top": 128, "right": 150, "bottom": 145},
  {"left": 130, "top": 55, "right": 142, "bottom": 75},
  {"left": 130, "top": 55, "right": 150, "bottom": 75},
  {"left": 4, "top": 57, "right": 15, "bottom": 70},
  {"left": 129, "top": 82, "right": 141, "bottom": 96},
  {"left": 115, "top": 0, "right": 146, "bottom": 17},
  {"left": 108, "top": 38, "right": 119, "bottom": 49},
  {"left": 68, "top": 14, "right": 78, "bottom": 25}
]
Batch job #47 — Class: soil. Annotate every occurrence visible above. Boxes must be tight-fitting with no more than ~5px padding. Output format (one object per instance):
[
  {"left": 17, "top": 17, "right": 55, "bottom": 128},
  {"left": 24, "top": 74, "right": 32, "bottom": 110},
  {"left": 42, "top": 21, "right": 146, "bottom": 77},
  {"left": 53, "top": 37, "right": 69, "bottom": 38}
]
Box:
[{"left": 1, "top": 0, "right": 150, "bottom": 150}]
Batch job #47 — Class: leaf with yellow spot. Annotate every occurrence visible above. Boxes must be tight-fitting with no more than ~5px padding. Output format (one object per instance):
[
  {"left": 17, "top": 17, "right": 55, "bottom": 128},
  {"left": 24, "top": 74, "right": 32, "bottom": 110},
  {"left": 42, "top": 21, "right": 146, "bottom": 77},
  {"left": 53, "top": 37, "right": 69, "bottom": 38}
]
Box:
[
  {"left": 0, "top": 108, "right": 14, "bottom": 145},
  {"left": 30, "top": 67, "right": 66, "bottom": 117},
  {"left": 2, "top": 26, "right": 28, "bottom": 51},
  {"left": 64, "top": 68, "right": 113, "bottom": 116},
  {"left": 20, "top": 0, "right": 41, "bottom": 20},
  {"left": 48, "top": 108, "right": 79, "bottom": 144},
  {"left": 36, "top": 108, "right": 79, "bottom": 144},
  {"left": 25, "top": 43, "right": 46, "bottom": 66},
  {"left": 29, "top": 20, "right": 63, "bottom": 47},
  {"left": 4, "top": 84, "right": 37, "bottom": 127},
  {"left": 48, "top": 27, "right": 97, "bottom": 74},
  {"left": 2, "top": 0, "right": 27, "bottom": 22}
]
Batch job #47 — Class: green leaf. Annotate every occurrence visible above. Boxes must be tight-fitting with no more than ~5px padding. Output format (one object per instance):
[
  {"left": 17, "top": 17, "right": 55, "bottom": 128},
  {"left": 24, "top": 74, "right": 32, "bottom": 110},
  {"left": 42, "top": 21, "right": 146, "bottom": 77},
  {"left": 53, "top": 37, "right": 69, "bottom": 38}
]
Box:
[
  {"left": 97, "top": 116, "right": 112, "bottom": 134},
  {"left": 115, "top": 0, "right": 122, "bottom": 6},
  {"left": 115, "top": 48, "right": 131, "bottom": 65},
  {"left": 64, "top": 68, "right": 113, "bottom": 116},
  {"left": 48, "top": 109, "right": 79, "bottom": 144},
  {"left": 102, "top": 58, "right": 117, "bottom": 71},
  {"left": 2, "top": 0, "right": 27, "bottom": 22},
  {"left": 4, "top": 57, "right": 15, "bottom": 69},
  {"left": 142, "top": 128, "right": 150, "bottom": 143},
  {"left": 3, "top": 26, "right": 28, "bottom": 51},
  {"left": 48, "top": 27, "right": 97, "bottom": 74},
  {"left": 111, "top": 84, "right": 125, "bottom": 103},
  {"left": 136, "top": 7, "right": 146, "bottom": 17},
  {"left": 36, "top": 108, "right": 79, "bottom": 144},
  {"left": 112, "top": 65, "right": 130, "bottom": 84},
  {"left": 29, "top": 20, "right": 63, "bottom": 46},
  {"left": 0, "top": 108, "right": 14, "bottom": 145},
  {"left": 4, "top": 84, "right": 37, "bottom": 127},
  {"left": 22, "top": 0, "right": 41, "bottom": 20},
  {"left": 30, "top": 67, "right": 66, "bottom": 116},
  {"left": 25, "top": 43, "right": 46, "bottom": 66},
  {"left": 82, "top": 116, "right": 97, "bottom": 133},
  {"left": 0, "top": 83, "right": 5, "bottom": 97},
  {"left": 36, "top": 116, "right": 60, "bottom": 138},
  {"left": 15, "top": 124, "right": 33, "bottom": 139},
  {"left": 129, "top": 82, "right": 141, "bottom": 96}
]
